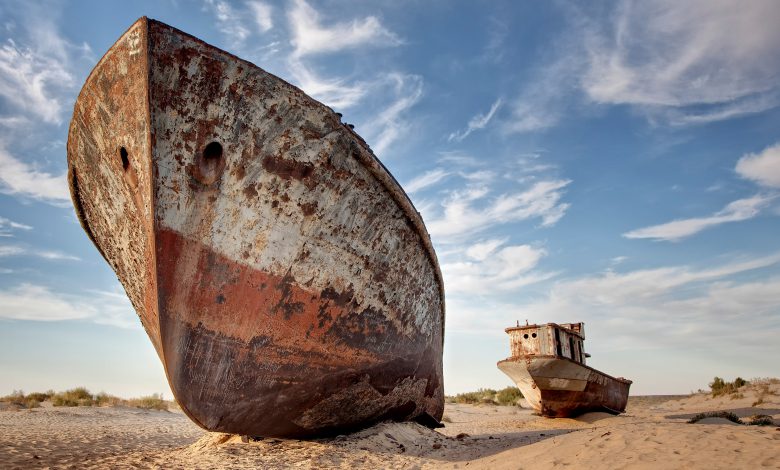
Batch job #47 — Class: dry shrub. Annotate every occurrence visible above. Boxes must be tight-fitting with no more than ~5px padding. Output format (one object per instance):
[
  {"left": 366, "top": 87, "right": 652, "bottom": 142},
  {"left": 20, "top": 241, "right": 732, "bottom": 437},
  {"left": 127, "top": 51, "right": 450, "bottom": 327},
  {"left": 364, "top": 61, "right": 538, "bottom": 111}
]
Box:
[
  {"left": 126, "top": 393, "right": 168, "bottom": 411},
  {"left": 52, "top": 387, "right": 94, "bottom": 407},
  {"left": 1, "top": 390, "right": 52, "bottom": 409},
  {"left": 709, "top": 377, "right": 748, "bottom": 397}
]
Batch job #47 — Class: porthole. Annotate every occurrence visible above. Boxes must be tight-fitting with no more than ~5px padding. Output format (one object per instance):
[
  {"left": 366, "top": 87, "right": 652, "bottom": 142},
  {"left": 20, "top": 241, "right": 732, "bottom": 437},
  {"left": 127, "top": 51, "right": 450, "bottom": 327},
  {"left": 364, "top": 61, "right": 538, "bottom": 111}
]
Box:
[
  {"left": 523, "top": 334, "right": 529, "bottom": 339},
  {"left": 532, "top": 333, "right": 537, "bottom": 338},
  {"left": 193, "top": 141, "right": 226, "bottom": 185},
  {"left": 120, "top": 147, "right": 129, "bottom": 170}
]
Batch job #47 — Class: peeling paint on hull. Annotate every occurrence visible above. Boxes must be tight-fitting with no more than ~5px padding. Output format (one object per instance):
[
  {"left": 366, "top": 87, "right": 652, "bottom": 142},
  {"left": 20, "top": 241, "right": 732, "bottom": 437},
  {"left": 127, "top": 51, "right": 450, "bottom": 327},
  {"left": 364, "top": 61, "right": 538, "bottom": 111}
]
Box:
[
  {"left": 66, "top": 18, "right": 444, "bottom": 438},
  {"left": 498, "top": 356, "right": 631, "bottom": 417},
  {"left": 497, "top": 323, "right": 630, "bottom": 417}
]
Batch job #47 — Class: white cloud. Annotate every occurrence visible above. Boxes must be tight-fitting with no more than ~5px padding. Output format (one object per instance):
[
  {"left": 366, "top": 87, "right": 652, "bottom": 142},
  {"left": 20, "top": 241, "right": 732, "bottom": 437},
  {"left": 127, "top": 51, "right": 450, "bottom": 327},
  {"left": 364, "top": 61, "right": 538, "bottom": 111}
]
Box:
[
  {"left": 247, "top": 1, "right": 273, "bottom": 32},
  {"left": 0, "top": 216, "right": 32, "bottom": 237},
  {"left": 404, "top": 168, "right": 449, "bottom": 194},
  {"left": 425, "top": 179, "right": 572, "bottom": 239},
  {"left": 35, "top": 250, "right": 80, "bottom": 261},
  {"left": 0, "top": 145, "right": 70, "bottom": 204},
  {"left": 0, "top": 283, "right": 136, "bottom": 328},
  {"left": 623, "top": 195, "right": 773, "bottom": 242},
  {"left": 581, "top": 0, "right": 780, "bottom": 123},
  {"left": 448, "top": 98, "right": 503, "bottom": 142},
  {"left": 0, "top": 245, "right": 25, "bottom": 257},
  {"left": 0, "top": 3, "right": 89, "bottom": 125},
  {"left": 361, "top": 73, "right": 423, "bottom": 156},
  {"left": 736, "top": 142, "right": 780, "bottom": 188},
  {"left": 504, "top": 45, "right": 582, "bottom": 134},
  {"left": 442, "top": 241, "right": 553, "bottom": 295},
  {"left": 203, "top": 0, "right": 251, "bottom": 47},
  {"left": 0, "top": 243, "right": 80, "bottom": 261},
  {"left": 285, "top": 58, "right": 368, "bottom": 109},
  {"left": 447, "top": 253, "right": 780, "bottom": 342},
  {"left": 0, "top": 38, "right": 74, "bottom": 124},
  {"left": 282, "top": 1, "right": 404, "bottom": 111},
  {"left": 523, "top": 255, "right": 780, "bottom": 347},
  {"left": 288, "top": 0, "right": 401, "bottom": 58}
]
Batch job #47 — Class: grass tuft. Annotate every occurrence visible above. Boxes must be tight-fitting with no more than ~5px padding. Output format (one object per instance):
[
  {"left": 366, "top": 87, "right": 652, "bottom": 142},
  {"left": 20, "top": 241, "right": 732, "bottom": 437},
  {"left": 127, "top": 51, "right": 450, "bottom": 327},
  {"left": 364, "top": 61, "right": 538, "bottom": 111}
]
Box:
[
  {"left": 709, "top": 377, "right": 748, "bottom": 397},
  {"left": 2, "top": 387, "right": 169, "bottom": 411}
]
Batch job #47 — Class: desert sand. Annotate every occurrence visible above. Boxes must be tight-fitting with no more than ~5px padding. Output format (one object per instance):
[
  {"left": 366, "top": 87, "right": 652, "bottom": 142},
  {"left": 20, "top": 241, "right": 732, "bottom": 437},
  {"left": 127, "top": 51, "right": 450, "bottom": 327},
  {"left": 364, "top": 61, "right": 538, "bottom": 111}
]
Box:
[{"left": 1, "top": 382, "right": 779, "bottom": 469}]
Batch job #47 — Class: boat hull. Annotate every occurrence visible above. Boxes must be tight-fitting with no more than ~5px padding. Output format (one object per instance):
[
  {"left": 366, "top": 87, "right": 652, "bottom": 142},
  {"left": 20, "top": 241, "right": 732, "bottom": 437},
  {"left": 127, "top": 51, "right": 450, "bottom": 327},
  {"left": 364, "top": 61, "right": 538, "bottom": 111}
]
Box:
[
  {"left": 498, "top": 356, "right": 631, "bottom": 417},
  {"left": 67, "top": 18, "right": 445, "bottom": 437}
]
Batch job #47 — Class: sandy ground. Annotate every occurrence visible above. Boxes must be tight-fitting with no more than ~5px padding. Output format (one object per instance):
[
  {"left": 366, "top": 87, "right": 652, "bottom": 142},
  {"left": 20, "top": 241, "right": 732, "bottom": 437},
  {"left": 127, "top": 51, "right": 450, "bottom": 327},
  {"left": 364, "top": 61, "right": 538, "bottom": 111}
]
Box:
[{"left": 1, "top": 383, "right": 779, "bottom": 469}]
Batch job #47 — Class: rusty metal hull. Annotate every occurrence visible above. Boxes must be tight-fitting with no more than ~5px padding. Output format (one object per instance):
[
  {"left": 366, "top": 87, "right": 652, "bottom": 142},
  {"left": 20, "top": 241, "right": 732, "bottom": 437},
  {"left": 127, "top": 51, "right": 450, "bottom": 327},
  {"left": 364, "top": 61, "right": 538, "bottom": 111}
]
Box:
[
  {"left": 66, "top": 18, "right": 445, "bottom": 437},
  {"left": 498, "top": 356, "right": 631, "bottom": 417}
]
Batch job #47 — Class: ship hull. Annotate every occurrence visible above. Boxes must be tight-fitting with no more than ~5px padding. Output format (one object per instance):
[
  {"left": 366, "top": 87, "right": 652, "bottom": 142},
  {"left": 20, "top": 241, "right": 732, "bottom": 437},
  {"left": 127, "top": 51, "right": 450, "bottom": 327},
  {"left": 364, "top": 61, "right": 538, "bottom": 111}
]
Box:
[
  {"left": 67, "top": 18, "right": 444, "bottom": 437},
  {"left": 498, "top": 356, "right": 631, "bottom": 417}
]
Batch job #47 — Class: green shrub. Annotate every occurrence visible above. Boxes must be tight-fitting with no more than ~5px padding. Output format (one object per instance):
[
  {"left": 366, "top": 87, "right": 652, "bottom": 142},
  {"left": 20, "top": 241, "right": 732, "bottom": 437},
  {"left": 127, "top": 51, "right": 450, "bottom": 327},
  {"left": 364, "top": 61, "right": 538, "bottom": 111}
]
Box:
[{"left": 495, "top": 386, "right": 524, "bottom": 406}]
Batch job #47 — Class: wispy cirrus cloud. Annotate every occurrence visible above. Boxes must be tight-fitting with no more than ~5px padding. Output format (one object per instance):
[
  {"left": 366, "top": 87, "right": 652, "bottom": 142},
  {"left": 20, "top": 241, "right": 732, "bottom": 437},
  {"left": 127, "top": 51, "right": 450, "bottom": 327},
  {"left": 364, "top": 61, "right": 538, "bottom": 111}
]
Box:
[
  {"left": 0, "top": 283, "right": 136, "bottom": 328},
  {"left": 0, "top": 216, "right": 32, "bottom": 237},
  {"left": 623, "top": 194, "right": 774, "bottom": 242},
  {"left": 248, "top": 1, "right": 273, "bottom": 33},
  {"left": 505, "top": 0, "right": 780, "bottom": 132},
  {"left": 736, "top": 142, "right": 780, "bottom": 188},
  {"left": 580, "top": 0, "right": 780, "bottom": 124},
  {"left": 0, "top": 145, "right": 69, "bottom": 204},
  {"left": 0, "top": 243, "right": 79, "bottom": 261},
  {"left": 0, "top": 2, "right": 91, "bottom": 126},
  {"left": 425, "top": 178, "right": 572, "bottom": 239},
  {"left": 448, "top": 98, "right": 503, "bottom": 142},
  {"left": 442, "top": 239, "right": 555, "bottom": 295},
  {"left": 404, "top": 168, "right": 450, "bottom": 195},
  {"left": 360, "top": 73, "right": 423, "bottom": 156},
  {"left": 203, "top": 0, "right": 252, "bottom": 47},
  {"left": 284, "top": 0, "right": 403, "bottom": 110},
  {"left": 288, "top": 0, "right": 400, "bottom": 58}
]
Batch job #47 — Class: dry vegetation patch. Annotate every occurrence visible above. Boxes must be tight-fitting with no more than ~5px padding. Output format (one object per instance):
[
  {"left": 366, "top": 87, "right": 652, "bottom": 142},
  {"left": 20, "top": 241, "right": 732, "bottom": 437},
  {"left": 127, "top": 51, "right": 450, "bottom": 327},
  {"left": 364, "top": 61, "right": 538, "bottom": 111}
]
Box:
[{"left": 1, "top": 388, "right": 171, "bottom": 411}]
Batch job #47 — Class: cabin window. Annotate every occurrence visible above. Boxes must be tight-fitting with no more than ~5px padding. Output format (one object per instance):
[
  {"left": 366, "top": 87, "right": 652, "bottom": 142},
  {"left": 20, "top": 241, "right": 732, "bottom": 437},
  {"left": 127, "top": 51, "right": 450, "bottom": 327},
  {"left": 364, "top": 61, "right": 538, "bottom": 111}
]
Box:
[
  {"left": 578, "top": 341, "right": 583, "bottom": 363},
  {"left": 569, "top": 336, "right": 576, "bottom": 361},
  {"left": 554, "top": 328, "right": 562, "bottom": 356}
]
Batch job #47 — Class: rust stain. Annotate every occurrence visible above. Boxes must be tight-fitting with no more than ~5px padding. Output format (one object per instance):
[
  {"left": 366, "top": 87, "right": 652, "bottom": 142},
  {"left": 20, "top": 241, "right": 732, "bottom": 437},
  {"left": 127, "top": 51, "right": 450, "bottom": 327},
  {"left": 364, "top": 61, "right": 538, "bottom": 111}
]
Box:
[
  {"left": 498, "top": 322, "right": 631, "bottom": 417},
  {"left": 66, "top": 17, "right": 445, "bottom": 438}
]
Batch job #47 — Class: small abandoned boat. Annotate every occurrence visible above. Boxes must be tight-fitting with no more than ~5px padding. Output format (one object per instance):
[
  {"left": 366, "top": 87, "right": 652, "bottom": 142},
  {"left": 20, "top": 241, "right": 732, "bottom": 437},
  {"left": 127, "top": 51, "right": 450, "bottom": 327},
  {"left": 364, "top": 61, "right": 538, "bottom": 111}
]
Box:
[
  {"left": 66, "top": 18, "right": 444, "bottom": 437},
  {"left": 497, "top": 322, "right": 631, "bottom": 417}
]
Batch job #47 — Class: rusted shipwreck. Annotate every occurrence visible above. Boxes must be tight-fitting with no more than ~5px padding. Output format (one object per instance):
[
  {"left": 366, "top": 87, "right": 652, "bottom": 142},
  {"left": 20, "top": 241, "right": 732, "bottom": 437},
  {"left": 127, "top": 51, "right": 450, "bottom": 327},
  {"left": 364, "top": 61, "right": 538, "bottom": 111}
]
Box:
[
  {"left": 497, "top": 322, "right": 631, "bottom": 417},
  {"left": 66, "top": 18, "right": 444, "bottom": 438}
]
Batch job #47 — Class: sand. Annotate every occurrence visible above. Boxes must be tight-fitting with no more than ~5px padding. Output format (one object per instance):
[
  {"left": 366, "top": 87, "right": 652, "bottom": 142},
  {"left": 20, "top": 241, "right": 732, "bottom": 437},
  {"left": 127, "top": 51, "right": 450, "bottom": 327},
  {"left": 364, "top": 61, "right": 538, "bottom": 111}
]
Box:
[{"left": 2, "top": 382, "right": 779, "bottom": 469}]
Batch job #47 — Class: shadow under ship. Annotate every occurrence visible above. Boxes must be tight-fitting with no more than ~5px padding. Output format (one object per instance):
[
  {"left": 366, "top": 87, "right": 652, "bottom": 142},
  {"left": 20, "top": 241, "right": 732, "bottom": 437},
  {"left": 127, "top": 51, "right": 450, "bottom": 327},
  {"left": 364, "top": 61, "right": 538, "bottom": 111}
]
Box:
[
  {"left": 497, "top": 322, "right": 631, "bottom": 417},
  {"left": 66, "top": 17, "right": 445, "bottom": 438}
]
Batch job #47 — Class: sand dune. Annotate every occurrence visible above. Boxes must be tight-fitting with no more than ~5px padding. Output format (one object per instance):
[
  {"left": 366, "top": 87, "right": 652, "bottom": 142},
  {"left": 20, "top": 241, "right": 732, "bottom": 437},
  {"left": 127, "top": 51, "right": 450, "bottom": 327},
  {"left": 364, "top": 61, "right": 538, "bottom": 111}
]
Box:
[{"left": 1, "top": 382, "right": 779, "bottom": 469}]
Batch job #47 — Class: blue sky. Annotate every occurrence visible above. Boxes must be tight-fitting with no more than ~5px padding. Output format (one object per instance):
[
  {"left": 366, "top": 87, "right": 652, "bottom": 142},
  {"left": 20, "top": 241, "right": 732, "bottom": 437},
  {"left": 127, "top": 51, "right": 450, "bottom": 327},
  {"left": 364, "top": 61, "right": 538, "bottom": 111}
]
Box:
[{"left": 1, "top": 0, "right": 779, "bottom": 397}]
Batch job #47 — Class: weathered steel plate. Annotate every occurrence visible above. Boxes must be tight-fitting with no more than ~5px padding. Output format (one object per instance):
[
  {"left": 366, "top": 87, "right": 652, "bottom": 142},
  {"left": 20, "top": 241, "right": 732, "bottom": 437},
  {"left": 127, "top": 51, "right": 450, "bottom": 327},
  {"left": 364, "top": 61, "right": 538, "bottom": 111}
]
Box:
[{"left": 67, "top": 17, "right": 445, "bottom": 437}]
